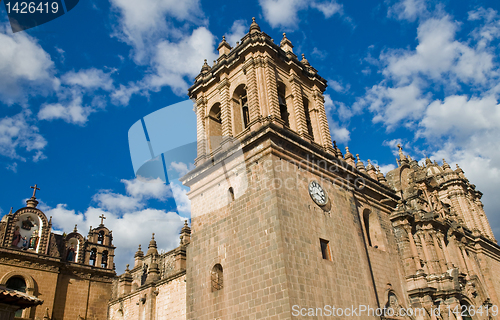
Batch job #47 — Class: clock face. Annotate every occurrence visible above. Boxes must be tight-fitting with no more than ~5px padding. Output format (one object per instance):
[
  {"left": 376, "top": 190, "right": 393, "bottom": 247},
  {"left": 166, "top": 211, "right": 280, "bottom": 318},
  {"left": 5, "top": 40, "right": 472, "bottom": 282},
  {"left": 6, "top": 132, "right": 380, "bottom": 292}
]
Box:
[{"left": 308, "top": 181, "right": 328, "bottom": 206}]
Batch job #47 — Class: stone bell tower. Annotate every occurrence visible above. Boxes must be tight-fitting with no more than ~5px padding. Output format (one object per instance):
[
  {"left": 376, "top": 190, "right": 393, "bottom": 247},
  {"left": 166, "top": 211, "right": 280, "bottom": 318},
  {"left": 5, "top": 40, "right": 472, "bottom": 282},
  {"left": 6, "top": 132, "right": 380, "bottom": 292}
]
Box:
[{"left": 183, "top": 18, "right": 404, "bottom": 319}]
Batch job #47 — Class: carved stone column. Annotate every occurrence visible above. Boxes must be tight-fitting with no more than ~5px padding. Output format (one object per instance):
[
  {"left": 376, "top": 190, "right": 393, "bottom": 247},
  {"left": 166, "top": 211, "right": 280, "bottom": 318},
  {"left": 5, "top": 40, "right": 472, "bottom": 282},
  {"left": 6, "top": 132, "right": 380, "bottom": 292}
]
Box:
[
  {"left": 289, "top": 70, "right": 307, "bottom": 136},
  {"left": 474, "top": 198, "right": 496, "bottom": 240},
  {"left": 430, "top": 231, "right": 447, "bottom": 273},
  {"left": 404, "top": 226, "right": 422, "bottom": 272},
  {"left": 438, "top": 233, "right": 453, "bottom": 269},
  {"left": 243, "top": 57, "right": 261, "bottom": 124},
  {"left": 418, "top": 232, "right": 435, "bottom": 274},
  {"left": 264, "top": 58, "right": 280, "bottom": 119},
  {"left": 312, "top": 87, "right": 334, "bottom": 153},
  {"left": 217, "top": 78, "right": 232, "bottom": 139},
  {"left": 195, "top": 97, "right": 207, "bottom": 165}
]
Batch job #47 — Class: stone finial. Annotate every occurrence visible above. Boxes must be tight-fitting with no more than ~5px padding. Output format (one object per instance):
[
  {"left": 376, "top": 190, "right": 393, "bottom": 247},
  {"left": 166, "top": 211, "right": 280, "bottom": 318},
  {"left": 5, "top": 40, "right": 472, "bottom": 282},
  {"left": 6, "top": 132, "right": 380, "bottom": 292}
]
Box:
[
  {"left": 146, "top": 233, "right": 158, "bottom": 256},
  {"left": 180, "top": 220, "right": 191, "bottom": 245},
  {"left": 455, "top": 164, "right": 466, "bottom": 179},
  {"left": 356, "top": 154, "right": 366, "bottom": 173},
  {"left": 8, "top": 207, "right": 12, "bottom": 215},
  {"left": 249, "top": 17, "right": 261, "bottom": 34},
  {"left": 425, "top": 157, "right": 432, "bottom": 166},
  {"left": 146, "top": 256, "right": 160, "bottom": 283},
  {"left": 333, "top": 141, "right": 343, "bottom": 158},
  {"left": 442, "top": 158, "right": 452, "bottom": 172},
  {"left": 344, "top": 147, "right": 355, "bottom": 166},
  {"left": 217, "top": 35, "right": 231, "bottom": 56},
  {"left": 134, "top": 244, "right": 144, "bottom": 258},
  {"left": 125, "top": 264, "right": 130, "bottom": 271},
  {"left": 73, "top": 224, "right": 78, "bottom": 233},
  {"left": 366, "top": 160, "right": 377, "bottom": 179},
  {"left": 301, "top": 53, "right": 310, "bottom": 67},
  {"left": 200, "top": 59, "right": 211, "bottom": 73},
  {"left": 376, "top": 166, "right": 387, "bottom": 184},
  {"left": 280, "top": 33, "right": 294, "bottom": 53}
]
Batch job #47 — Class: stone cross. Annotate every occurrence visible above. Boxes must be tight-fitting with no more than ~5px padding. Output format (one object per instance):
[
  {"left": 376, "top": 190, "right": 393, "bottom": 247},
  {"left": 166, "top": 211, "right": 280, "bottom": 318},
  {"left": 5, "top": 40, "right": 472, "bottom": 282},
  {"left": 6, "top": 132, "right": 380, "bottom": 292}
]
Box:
[
  {"left": 30, "top": 184, "right": 40, "bottom": 198},
  {"left": 99, "top": 214, "right": 106, "bottom": 225}
]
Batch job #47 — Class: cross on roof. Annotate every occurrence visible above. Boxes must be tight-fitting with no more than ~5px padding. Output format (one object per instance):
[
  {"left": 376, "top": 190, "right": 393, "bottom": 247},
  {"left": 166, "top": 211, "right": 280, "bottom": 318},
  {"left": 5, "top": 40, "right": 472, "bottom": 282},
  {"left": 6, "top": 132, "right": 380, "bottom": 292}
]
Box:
[
  {"left": 30, "top": 184, "right": 40, "bottom": 198},
  {"left": 99, "top": 214, "right": 106, "bottom": 226}
]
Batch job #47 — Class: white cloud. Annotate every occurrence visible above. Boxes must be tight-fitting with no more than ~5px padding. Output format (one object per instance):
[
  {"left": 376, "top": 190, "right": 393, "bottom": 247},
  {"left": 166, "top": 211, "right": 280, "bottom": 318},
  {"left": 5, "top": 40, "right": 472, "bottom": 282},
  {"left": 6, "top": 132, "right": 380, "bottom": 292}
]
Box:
[
  {"left": 0, "top": 111, "right": 47, "bottom": 161},
  {"left": 6, "top": 162, "right": 17, "bottom": 173},
  {"left": 387, "top": 0, "right": 428, "bottom": 22},
  {"left": 93, "top": 191, "right": 144, "bottom": 212},
  {"left": 144, "top": 27, "right": 217, "bottom": 95},
  {"left": 122, "top": 177, "right": 171, "bottom": 200},
  {"left": 109, "top": 0, "right": 204, "bottom": 63},
  {"left": 324, "top": 94, "right": 350, "bottom": 143},
  {"left": 42, "top": 202, "right": 185, "bottom": 273},
  {"left": 382, "top": 16, "right": 494, "bottom": 86},
  {"left": 259, "top": 0, "right": 344, "bottom": 29},
  {"left": 111, "top": 83, "right": 141, "bottom": 106},
  {"left": 38, "top": 96, "right": 94, "bottom": 125},
  {"left": 225, "top": 20, "right": 247, "bottom": 47},
  {"left": 169, "top": 182, "right": 191, "bottom": 215},
  {"left": 0, "top": 25, "right": 57, "bottom": 104},
  {"left": 62, "top": 68, "right": 114, "bottom": 91}
]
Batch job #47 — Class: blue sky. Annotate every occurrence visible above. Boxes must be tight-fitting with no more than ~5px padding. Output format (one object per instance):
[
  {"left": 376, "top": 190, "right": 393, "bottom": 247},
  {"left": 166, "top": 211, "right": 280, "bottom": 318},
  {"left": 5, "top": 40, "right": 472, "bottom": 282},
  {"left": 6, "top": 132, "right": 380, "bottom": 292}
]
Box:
[{"left": 1, "top": 0, "right": 499, "bottom": 273}]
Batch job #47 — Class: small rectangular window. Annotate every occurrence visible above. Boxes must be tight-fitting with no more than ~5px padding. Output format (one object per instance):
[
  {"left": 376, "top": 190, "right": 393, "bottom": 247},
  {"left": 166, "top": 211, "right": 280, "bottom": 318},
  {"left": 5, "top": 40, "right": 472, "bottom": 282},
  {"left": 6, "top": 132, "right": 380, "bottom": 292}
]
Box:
[{"left": 320, "top": 239, "right": 331, "bottom": 261}]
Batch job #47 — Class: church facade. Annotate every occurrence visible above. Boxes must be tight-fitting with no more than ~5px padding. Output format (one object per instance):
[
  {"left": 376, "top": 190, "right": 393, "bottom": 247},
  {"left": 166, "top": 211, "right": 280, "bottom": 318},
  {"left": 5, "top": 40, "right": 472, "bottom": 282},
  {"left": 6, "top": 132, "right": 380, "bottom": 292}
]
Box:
[
  {"left": 0, "top": 189, "right": 116, "bottom": 320},
  {"left": 114, "top": 18, "right": 500, "bottom": 319}
]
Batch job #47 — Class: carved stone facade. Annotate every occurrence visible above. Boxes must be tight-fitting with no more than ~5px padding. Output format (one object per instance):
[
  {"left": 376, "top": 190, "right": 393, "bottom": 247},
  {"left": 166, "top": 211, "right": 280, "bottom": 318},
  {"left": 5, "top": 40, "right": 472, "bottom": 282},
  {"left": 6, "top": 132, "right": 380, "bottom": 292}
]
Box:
[
  {"left": 110, "top": 18, "right": 500, "bottom": 320},
  {"left": 0, "top": 192, "right": 116, "bottom": 320}
]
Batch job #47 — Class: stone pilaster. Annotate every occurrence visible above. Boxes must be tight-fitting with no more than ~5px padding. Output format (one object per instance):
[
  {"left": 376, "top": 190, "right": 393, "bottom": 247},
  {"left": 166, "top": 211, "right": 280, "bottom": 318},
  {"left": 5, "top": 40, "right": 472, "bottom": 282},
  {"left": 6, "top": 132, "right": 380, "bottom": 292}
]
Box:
[
  {"left": 418, "top": 232, "right": 434, "bottom": 274},
  {"left": 195, "top": 97, "right": 207, "bottom": 165},
  {"left": 264, "top": 58, "right": 280, "bottom": 119},
  {"left": 217, "top": 78, "right": 232, "bottom": 138},
  {"left": 243, "top": 57, "right": 261, "bottom": 123},
  {"left": 290, "top": 70, "right": 307, "bottom": 136},
  {"left": 312, "top": 87, "right": 334, "bottom": 153}
]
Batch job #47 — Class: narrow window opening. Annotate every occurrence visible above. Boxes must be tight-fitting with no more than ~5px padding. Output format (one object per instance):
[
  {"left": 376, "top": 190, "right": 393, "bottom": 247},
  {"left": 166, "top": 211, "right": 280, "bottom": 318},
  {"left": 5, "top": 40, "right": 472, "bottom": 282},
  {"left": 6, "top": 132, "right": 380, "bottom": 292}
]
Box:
[
  {"left": 141, "top": 265, "right": 148, "bottom": 285},
  {"left": 97, "top": 230, "right": 105, "bottom": 245},
  {"left": 228, "top": 187, "right": 235, "bottom": 202},
  {"left": 89, "top": 248, "right": 97, "bottom": 266},
  {"left": 363, "top": 210, "right": 372, "bottom": 247},
  {"left": 277, "top": 83, "right": 290, "bottom": 127},
  {"left": 320, "top": 239, "right": 331, "bottom": 261},
  {"left": 241, "top": 95, "right": 249, "bottom": 129},
  {"left": 211, "top": 264, "right": 223, "bottom": 292},
  {"left": 303, "top": 98, "right": 314, "bottom": 138},
  {"left": 101, "top": 250, "right": 108, "bottom": 268}
]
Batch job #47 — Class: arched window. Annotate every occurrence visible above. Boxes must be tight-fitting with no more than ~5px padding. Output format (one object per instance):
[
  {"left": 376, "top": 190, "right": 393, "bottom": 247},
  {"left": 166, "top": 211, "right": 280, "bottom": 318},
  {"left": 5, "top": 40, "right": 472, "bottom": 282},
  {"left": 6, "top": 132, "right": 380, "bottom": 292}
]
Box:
[
  {"left": 211, "top": 264, "right": 223, "bottom": 292},
  {"left": 303, "top": 97, "right": 314, "bottom": 138},
  {"left": 208, "top": 103, "right": 222, "bottom": 152},
  {"left": 6, "top": 276, "right": 27, "bottom": 293},
  {"left": 232, "top": 84, "right": 249, "bottom": 135},
  {"left": 362, "top": 209, "right": 386, "bottom": 250},
  {"left": 277, "top": 83, "right": 290, "bottom": 127},
  {"left": 97, "top": 231, "right": 105, "bottom": 245},
  {"left": 141, "top": 265, "right": 148, "bottom": 286},
  {"left": 6, "top": 276, "right": 27, "bottom": 318},
  {"left": 228, "top": 187, "right": 235, "bottom": 202},
  {"left": 89, "top": 248, "right": 97, "bottom": 266},
  {"left": 101, "top": 250, "right": 108, "bottom": 268},
  {"left": 460, "top": 301, "right": 473, "bottom": 320}
]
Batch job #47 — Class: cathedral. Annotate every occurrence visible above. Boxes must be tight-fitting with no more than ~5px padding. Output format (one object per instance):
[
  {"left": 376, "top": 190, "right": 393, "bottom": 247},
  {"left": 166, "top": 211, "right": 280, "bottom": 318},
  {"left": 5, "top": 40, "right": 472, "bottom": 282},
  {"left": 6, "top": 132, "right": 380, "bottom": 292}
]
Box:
[
  {"left": 109, "top": 18, "right": 500, "bottom": 320},
  {"left": 0, "top": 186, "right": 116, "bottom": 320},
  {"left": 2, "top": 17, "right": 500, "bottom": 320}
]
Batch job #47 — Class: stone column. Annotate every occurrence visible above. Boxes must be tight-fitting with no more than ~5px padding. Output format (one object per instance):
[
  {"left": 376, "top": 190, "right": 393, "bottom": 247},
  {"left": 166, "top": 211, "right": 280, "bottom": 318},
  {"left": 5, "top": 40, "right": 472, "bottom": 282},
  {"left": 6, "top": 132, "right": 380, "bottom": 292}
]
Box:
[
  {"left": 459, "top": 243, "right": 474, "bottom": 276},
  {"left": 289, "top": 70, "right": 307, "bottom": 136},
  {"left": 243, "top": 57, "right": 261, "bottom": 124},
  {"left": 405, "top": 226, "right": 422, "bottom": 272},
  {"left": 451, "top": 235, "right": 467, "bottom": 273},
  {"left": 217, "top": 78, "right": 232, "bottom": 138},
  {"left": 264, "top": 58, "right": 280, "bottom": 119},
  {"left": 450, "top": 189, "right": 477, "bottom": 232},
  {"left": 430, "top": 231, "right": 447, "bottom": 273},
  {"left": 195, "top": 97, "right": 207, "bottom": 165},
  {"left": 418, "top": 232, "right": 435, "bottom": 274},
  {"left": 474, "top": 198, "right": 496, "bottom": 240},
  {"left": 438, "top": 233, "right": 453, "bottom": 269},
  {"left": 312, "top": 86, "right": 334, "bottom": 153}
]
